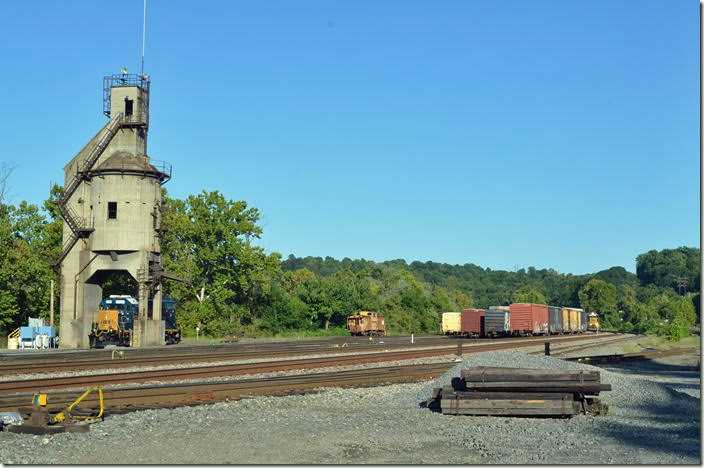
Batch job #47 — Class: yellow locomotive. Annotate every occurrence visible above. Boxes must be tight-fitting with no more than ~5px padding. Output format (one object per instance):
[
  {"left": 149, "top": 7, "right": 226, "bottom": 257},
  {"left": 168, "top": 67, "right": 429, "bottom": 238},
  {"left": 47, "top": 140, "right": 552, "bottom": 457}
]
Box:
[{"left": 588, "top": 312, "right": 601, "bottom": 331}]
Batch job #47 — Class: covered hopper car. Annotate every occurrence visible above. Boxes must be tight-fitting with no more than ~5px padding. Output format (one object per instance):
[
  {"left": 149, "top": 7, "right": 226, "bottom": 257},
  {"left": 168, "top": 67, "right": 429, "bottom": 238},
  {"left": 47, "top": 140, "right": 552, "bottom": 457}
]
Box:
[{"left": 347, "top": 311, "right": 386, "bottom": 336}]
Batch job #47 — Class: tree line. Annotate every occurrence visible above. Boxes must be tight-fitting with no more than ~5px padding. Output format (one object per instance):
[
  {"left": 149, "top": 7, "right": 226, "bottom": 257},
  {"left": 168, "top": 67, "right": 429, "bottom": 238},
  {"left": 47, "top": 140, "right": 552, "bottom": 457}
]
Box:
[{"left": 0, "top": 184, "right": 699, "bottom": 341}]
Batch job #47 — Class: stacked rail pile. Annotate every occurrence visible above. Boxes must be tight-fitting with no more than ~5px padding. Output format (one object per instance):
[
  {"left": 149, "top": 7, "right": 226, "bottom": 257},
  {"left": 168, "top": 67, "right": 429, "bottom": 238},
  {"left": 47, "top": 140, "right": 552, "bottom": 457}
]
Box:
[{"left": 429, "top": 366, "right": 610, "bottom": 417}]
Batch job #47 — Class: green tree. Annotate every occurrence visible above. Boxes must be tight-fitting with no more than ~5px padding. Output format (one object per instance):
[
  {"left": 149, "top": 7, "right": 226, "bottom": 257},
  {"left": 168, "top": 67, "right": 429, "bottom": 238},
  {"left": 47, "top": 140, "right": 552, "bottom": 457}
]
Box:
[
  {"left": 452, "top": 289, "right": 474, "bottom": 309},
  {"left": 593, "top": 266, "right": 640, "bottom": 288},
  {"left": 0, "top": 200, "right": 58, "bottom": 333},
  {"left": 578, "top": 279, "right": 618, "bottom": 315},
  {"left": 660, "top": 295, "right": 696, "bottom": 341},
  {"left": 636, "top": 247, "right": 700, "bottom": 292},
  {"left": 668, "top": 317, "right": 688, "bottom": 341},
  {"left": 257, "top": 284, "right": 310, "bottom": 332},
  {"left": 513, "top": 286, "right": 547, "bottom": 304},
  {"left": 161, "top": 190, "right": 281, "bottom": 336}
]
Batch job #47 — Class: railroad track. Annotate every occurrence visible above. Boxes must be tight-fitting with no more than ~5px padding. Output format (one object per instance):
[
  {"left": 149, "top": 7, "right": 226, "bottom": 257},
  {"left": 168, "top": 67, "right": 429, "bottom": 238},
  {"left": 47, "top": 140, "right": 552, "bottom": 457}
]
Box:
[
  {"left": 1, "top": 334, "right": 680, "bottom": 423},
  {"left": 4, "top": 345, "right": 691, "bottom": 421},
  {"left": 1, "top": 334, "right": 619, "bottom": 398},
  {"left": 0, "top": 333, "right": 615, "bottom": 377},
  {"left": 0, "top": 362, "right": 454, "bottom": 415},
  {"left": 0, "top": 334, "right": 458, "bottom": 370},
  {"left": 0, "top": 334, "right": 450, "bottom": 364},
  {"left": 0, "top": 341, "right": 458, "bottom": 377},
  {"left": 528, "top": 333, "right": 639, "bottom": 357}
]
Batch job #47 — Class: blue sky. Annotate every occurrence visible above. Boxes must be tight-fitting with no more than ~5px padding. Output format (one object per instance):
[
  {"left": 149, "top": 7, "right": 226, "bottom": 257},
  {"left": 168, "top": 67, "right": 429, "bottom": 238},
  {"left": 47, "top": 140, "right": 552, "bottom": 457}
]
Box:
[{"left": 0, "top": 0, "right": 699, "bottom": 275}]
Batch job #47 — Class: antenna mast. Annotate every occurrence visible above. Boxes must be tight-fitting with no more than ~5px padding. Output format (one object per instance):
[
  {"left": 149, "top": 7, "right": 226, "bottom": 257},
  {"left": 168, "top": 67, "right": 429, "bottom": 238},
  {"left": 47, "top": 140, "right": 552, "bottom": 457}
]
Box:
[{"left": 141, "top": 0, "right": 147, "bottom": 75}]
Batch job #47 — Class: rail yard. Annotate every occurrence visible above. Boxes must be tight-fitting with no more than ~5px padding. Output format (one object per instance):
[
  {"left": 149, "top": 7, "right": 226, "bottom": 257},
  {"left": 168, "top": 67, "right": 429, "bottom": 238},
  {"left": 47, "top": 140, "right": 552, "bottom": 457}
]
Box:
[{"left": 0, "top": 332, "right": 699, "bottom": 464}]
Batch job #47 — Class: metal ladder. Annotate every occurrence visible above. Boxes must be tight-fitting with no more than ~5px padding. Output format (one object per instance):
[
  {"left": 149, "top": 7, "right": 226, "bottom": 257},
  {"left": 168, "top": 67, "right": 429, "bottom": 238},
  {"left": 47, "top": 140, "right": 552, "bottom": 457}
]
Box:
[{"left": 54, "top": 113, "right": 125, "bottom": 265}]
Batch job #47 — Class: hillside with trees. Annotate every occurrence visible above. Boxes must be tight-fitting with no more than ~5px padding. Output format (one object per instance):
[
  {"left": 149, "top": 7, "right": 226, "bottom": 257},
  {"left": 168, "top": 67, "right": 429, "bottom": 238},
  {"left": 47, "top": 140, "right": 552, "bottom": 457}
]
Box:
[{"left": 0, "top": 183, "right": 699, "bottom": 341}]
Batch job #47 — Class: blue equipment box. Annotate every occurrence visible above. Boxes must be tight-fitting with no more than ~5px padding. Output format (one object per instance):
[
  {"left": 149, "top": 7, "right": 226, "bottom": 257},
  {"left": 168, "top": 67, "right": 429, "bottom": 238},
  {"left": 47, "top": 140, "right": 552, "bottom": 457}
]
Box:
[
  {"left": 19, "top": 327, "right": 37, "bottom": 340},
  {"left": 38, "top": 326, "right": 56, "bottom": 337}
]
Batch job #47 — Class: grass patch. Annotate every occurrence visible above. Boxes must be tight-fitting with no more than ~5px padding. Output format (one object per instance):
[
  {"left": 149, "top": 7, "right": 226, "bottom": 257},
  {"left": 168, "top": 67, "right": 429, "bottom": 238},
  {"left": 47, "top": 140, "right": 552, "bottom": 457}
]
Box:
[
  {"left": 271, "top": 328, "right": 349, "bottom": 339},
  {"left": 621, "top": 343, "right": 641, "bottom": 354},
  {"left": 180, "top": 327, "right": 351, "bottom": 343},
  {"left": 617, "top": 335, "right": 700, "bottom": 354},
  {"left": 181, "top": 336, "right": 221, "bottom": 344},
  {"left": 635, "top": 335, "right": 699, "bottom": 351}
]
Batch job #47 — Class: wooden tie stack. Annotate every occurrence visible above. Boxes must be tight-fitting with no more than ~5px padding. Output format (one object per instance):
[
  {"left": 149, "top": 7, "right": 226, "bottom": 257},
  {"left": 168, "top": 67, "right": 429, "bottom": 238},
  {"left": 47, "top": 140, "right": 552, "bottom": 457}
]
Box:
[{"left": 429, "top": 366, "right": 610, "bottom": 417}]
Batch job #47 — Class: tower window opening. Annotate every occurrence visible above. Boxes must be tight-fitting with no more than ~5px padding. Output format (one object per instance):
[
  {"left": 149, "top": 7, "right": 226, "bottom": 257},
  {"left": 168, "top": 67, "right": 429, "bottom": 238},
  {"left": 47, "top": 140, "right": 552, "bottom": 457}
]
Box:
[
  {"left": 108, "top": 202, "right": 117, "bottom": 219},
  {"left": 125, "top": 98, "right": 133, "bottom": 116}
]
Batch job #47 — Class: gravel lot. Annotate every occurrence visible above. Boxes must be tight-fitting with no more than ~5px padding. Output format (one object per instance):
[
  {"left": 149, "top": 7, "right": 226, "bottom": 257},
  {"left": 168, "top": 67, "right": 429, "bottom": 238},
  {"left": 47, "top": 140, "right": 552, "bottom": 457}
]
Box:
[{"left": 0, "top": 348, "right": 699, "bottom": 465}]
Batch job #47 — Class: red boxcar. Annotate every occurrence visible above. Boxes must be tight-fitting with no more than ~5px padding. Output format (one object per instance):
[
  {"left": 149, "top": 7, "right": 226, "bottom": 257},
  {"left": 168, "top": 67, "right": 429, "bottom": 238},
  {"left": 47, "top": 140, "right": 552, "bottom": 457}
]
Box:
[
  {"left": 509, "top": 303, "right": 549, "bottom": 335},
  {"left": 460, "top": 309, "right": 485, "bottom": 336}
]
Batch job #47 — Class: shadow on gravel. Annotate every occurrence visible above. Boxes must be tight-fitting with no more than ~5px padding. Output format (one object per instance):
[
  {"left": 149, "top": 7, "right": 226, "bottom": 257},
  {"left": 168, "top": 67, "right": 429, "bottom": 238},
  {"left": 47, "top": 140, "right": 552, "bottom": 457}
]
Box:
[
  {"left": 418, "top": 400, "right": 441, "bottom": 413},
  {"left": 595, "top": 360, "right": 701, "bottom": 374},
  {"left": 599, "top": 386, "right": 700, "bottom": 458}
]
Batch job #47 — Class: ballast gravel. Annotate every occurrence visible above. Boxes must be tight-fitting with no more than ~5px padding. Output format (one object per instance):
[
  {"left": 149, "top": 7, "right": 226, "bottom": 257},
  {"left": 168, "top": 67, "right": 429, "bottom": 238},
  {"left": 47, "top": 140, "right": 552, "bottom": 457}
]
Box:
[{"left": 0, "top": 350, "right": 699, "bottom": 465}]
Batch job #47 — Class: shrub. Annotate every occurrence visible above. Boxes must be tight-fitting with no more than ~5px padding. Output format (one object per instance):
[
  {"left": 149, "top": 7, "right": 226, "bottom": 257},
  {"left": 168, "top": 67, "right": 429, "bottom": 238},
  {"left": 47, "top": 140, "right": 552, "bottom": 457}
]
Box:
[{"left": 668, "top": 318, "right": 688, "bottom": 342}]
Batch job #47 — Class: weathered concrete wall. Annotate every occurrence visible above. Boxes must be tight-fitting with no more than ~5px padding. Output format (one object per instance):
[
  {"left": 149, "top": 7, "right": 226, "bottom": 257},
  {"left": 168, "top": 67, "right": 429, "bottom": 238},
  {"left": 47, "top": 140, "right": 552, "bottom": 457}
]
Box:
[
  {"left": 89, "top": 175, "right": 161, "bottom": 252},
  {"left": 59, "top": 78, "right": 165, "bottom": 349},
  {"left": 133, "top": 318, "right": 165, "bottom": 347},
  {"left": 110, "top": 86, "right": 147, "bottom": 124}
]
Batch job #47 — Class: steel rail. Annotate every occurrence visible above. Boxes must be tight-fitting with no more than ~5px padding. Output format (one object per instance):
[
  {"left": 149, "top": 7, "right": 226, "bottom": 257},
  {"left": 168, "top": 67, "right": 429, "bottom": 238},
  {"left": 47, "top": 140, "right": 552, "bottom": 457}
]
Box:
[
  {"left": 527, "top": 334, "right": 639, "bottom": 357},
  {"left": 0, "top": 333, "right": 614, "bottom": 377},
  {"left": 0, "top": 334, "right": 463, "bottom": 370},
  {"left": 0, "top": 334, "right": 449, "bottom": 364},
  {"left": 0, "top": 362, "right": 454, "bottom": 414},
  {"left": 0, "top": 341, "right": 450, "bottom": 376},
  {"left": 0, "top": 334, "right": 618, "bottom": 395},
  {"left": 0, "top": 332, "right": 607, "bottom": 366}
]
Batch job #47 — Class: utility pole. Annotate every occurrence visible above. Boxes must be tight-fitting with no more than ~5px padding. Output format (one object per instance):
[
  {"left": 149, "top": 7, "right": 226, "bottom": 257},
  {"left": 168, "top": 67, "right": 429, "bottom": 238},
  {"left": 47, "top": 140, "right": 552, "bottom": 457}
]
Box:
[{"left": 49, "top": 279, "right": 55, "bottom": 327}]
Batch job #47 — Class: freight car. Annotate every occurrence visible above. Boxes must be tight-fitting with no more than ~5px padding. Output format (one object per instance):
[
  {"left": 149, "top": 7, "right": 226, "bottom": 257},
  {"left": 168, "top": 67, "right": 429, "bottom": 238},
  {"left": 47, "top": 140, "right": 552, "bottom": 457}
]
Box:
[
  {"left": 580, "top": 309, "right": 588, "bottom": 333},
  {"left": 441, "top": 312, "right": 461, "bottom": 335},
  {"left": 460, "top": 309, "right": 485, "bottom": 337},
  {"left": 509, "top": 303, "right": 549, "bottom": 336},
  {"left": 88, "top": 295, "right": 182, "bottom": 348},
  {"left": 347, "top": 311, "right": 386, "bottom": 336},
  {"left": 441, "top": 303, "right": 591, "bottom": 339},
  {"left": 547, "top": 306, "right": 563, "bottom": 334},
  {"left": 442, "top": 310, "right": 485, "bottom": 337},
  {"left": 562, "top": 307, "right": 586, "bottom": 334},
  {"left": 484, "top": 307, "right": 510, "bottom": 337}
]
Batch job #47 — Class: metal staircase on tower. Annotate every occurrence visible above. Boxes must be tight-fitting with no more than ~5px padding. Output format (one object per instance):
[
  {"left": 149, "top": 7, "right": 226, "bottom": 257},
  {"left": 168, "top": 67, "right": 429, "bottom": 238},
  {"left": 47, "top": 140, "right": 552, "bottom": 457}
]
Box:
[{"left": 54, "top": 113, "right": 126, "bottom": 266}]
